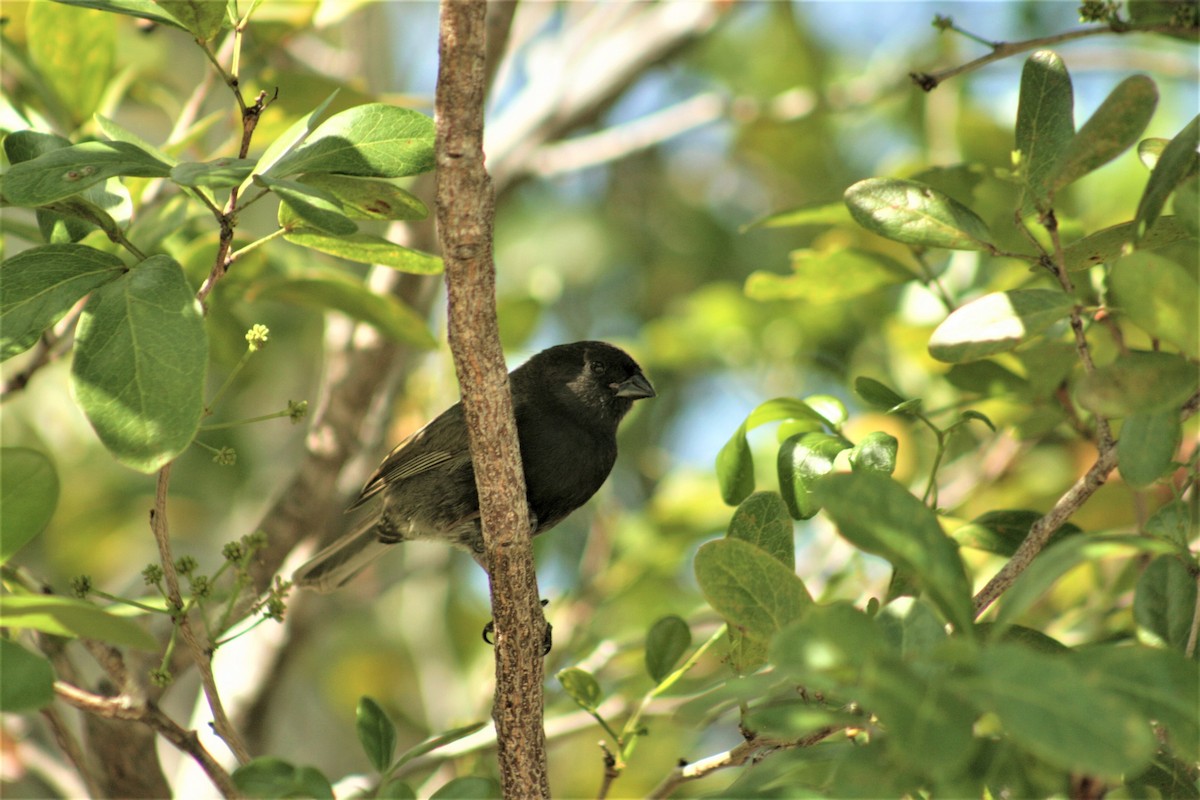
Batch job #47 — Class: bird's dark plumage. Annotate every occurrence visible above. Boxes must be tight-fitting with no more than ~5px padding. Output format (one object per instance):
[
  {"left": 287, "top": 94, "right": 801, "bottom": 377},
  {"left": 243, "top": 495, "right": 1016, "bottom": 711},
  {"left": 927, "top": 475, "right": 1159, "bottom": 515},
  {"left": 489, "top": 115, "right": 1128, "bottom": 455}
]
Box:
[{"left": 293, "top": 341, "right": 654, "bottom": 593}]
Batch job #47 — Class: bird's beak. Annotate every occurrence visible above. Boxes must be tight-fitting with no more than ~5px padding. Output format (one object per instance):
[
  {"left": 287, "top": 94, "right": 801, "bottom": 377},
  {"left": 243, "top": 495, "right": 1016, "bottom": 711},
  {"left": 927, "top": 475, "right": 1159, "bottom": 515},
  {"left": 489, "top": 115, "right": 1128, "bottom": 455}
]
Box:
[{"left": 614, "top": 373, "right": 656, "bottom": 399}]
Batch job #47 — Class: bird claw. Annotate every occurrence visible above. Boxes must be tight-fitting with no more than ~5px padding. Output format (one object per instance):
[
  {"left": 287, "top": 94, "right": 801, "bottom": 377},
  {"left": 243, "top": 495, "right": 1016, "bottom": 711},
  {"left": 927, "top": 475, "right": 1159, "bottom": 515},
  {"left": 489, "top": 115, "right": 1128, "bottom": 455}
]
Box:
[{"left": 481, "top": 599, "right": 552, "bottom": 655}]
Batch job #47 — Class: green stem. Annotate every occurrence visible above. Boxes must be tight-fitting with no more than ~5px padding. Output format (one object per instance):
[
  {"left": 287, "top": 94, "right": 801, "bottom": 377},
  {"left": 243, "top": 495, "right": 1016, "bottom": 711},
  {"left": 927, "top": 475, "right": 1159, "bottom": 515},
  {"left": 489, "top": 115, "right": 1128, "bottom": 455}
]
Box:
[
  {"left": 199, "top": 408, "right": 294, "bottom": 431},
  {"left": 91, "top": 590, "right": 165, "bottom": 615},
  {"left": 204, "top": 347, "right": 255, "bottom": 417},
  {"left": 229, "top": 227, "right": 287, "bottom": 261}
]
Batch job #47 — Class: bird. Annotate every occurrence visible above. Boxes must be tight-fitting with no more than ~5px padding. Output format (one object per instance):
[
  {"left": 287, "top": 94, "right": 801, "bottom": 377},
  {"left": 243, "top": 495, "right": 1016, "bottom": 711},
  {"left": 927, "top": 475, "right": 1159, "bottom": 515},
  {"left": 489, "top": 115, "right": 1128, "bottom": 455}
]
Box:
[{"left": 293, "top": 341, "right": 655, "bottom": 593}]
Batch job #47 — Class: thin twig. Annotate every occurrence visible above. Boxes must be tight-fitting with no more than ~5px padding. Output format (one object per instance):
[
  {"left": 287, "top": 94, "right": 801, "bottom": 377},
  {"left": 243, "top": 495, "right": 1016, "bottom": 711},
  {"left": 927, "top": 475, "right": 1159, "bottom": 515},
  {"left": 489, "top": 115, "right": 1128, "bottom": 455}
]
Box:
[
  {"left": 646, "top": 727, "right": 840, "bottom": 799},
  {"left": 911, "top": 22, "right": 1193, "bottom": 91},
  {"left": 39, "top": 706, "right": 103, "bottom": 798},
  {"left": 150, "top": 465, "right": 252, "bottom": 765}
]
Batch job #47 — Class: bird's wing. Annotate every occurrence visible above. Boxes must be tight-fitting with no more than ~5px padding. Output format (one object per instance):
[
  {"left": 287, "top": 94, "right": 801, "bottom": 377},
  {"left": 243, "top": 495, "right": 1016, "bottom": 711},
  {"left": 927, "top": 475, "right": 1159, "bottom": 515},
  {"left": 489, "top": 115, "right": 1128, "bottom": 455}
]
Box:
[{"left": 348, "top": 403, "right": 469, "bottom": 509}]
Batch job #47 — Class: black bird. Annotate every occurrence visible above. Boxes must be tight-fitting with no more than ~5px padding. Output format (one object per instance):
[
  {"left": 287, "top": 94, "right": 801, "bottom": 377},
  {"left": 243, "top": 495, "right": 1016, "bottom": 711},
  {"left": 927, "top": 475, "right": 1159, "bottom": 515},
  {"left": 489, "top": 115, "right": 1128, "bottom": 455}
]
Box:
[{"left": 294, "top": 341, "right": 655, "bottom": 593}]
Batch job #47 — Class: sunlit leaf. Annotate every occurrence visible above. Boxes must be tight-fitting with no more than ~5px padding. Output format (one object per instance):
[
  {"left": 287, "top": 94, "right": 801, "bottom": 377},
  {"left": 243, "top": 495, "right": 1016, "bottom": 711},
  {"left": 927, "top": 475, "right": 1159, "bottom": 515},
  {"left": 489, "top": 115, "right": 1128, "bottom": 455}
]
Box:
[
  {"left": 1, "top": 141, "right": 171, "bottom": 207},
  {"left": 0, "top": 594, "right": 156, "bottom": 650},
  {"left": 557, "top": 667, "right": 603, "bottom": 712},
  {"left": 848, "top": 431, "right": 898, "bottom": 476},
  {"left": 728, "top": 491, "right": 794, "bottom": 567},
  {"left": 267, "top": 104, "right": 435, "bottom": 179},
  {"left": 282, "top": 229, "right": 443, "bottom": 273},
  {"left": 0, "top": 449, "right": 59, "bottom": 564},
  {"left": 1110, "top": 251, "right": 1199, "bottom": 358},
  {"left": 1049, "top": 75, "right": 1158, "bottom": 193},
  {"left": 26, "top": 2, "right": 115, "bottom": 127},
  {"left": 777, "top": 432, "right": 849, "bottom": 520},
  {"left": 694, "top": 538, "right": 811, "bottom": 640},
  {"left": 1134, "top": 115, "right": 1199, "bottom": 239},
  {"left": 1015, "top": 50, "right": 1075, "bottom": 208},
  {"left": 928, "top": 290, "right": 1073, "bottom": 363},
  {"left": 745, "top": 248, "right": 914, "bottom": 303},
  {"left": 171, "top": 158, "right": 256, "bottom": 189},
  {"left": 295, "top": 174, "right": 429, "bottom": 221},
  {"left": 1118, "top": 410, "right": 1182, "bottom": 488},
  {"left": 845, "top": 178, "right": 994, "bottom": 251},
  {"left": 1075, "top": 351, "right": 1197, "bottom": 417},
  {"left": 263, "top": 175, "right": 358, "bottom": 235},
  {"left": 1062, "top": 216, "right": 1194, "bottom": 271}
]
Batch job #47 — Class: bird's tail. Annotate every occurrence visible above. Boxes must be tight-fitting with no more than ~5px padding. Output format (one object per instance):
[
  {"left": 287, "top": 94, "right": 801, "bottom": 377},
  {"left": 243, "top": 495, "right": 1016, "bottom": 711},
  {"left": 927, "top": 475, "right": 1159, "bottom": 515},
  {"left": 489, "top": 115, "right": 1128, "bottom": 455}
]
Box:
[{"left": 292, "top": 515, "right": 396, "bottom": 594}]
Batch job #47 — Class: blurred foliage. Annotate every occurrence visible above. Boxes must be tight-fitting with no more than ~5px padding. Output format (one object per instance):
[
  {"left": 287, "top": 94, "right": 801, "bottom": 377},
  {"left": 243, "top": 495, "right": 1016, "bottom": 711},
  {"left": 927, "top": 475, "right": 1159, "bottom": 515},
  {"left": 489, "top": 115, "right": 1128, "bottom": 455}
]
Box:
[{"left": 1, "top": 1, "right": 1198, "bottom": 798}]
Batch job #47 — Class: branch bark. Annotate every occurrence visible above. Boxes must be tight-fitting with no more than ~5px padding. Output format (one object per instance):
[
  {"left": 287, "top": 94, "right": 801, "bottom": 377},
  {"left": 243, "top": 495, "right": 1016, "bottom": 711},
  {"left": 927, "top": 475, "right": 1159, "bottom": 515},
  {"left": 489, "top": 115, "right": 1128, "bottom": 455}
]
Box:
[{"left": 436, "top": 1, "right": 549, "bottom": 797}]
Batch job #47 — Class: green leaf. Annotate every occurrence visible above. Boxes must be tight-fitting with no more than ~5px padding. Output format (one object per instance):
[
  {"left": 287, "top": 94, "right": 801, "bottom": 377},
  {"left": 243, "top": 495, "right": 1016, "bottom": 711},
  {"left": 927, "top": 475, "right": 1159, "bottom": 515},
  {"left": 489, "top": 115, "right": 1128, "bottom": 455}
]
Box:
[
  {"left": 772, "top": 603, "right": 888, "bottom": 682},
  {"left": 740, "top": 200, "right": 851, "bottom": 231},
  {"left": 694, "top": 538, "right": 811, "bottom": 641},
  {"left": 429, "top": 777, "right": 501, "bottom": 799},
  {"left": 1050, "top": 75, "right": 1159, "bottom": 193},
  {"left": 378, "top": 780, "right": 417, "bottom": 800},
  {"left": 26, "top": 1, "right": 116, "bottom": 127},
  {"left": 815, "top": 473, "right": 974, "bottom": 634},
  {"left": 745, "top": 247, "right": 914, "bottom": 303},
  {"left": 70, "top": 255, "right": 208, "bottom": 473},
  {"left": 993, "top": 535, "right": 1176, "bottom": 635},
  {"left": 1119, "top": 410, "right": 1182, "bottom": 488},
  {"left": 0, "top": 244, "right": 126, "bottom": 360},
  {"left": 51, "top": 0, "right": 188, "bottom": 29},
  {"left": 392, "top": 721, "right": 486, "bottom": 771},
  {"left": 848, "top": 431, "right": 898, "bottom": 476},
  {"left": 0, "top": 449, "right": 59, "bottom": 564},
  {"left": 1075, "top": 351, "right": 1198, "bottom": 417},
  {"left": 170, "top": 158, "right": 256, "bottom": 189},
  {"left": 1135, "top": 115, "right": 1199, "bottom": 239},
  {"left": 928, "top": 289, "right": 1073, "bottom": 363},
  {"left": 1110, "top": 251, "right": 1199, "bottom": 358},
  {"left": 969, "top": 643, "right": 1156, "bottom": 777},
  {"left": 1134, "top": 555, "right": 1197, "bottom": 652},
  {"left": 645, "top": 615, "right": 692, "bottom": 683},
  {"left": 728, "top": 492, "right": 794, "bottom": 567},
  {"left": 777, "top": 432, "right": 849, "bottom": 520},
  {"left": 294, "top": 174, "right": 429, "bottom": 221},
  {"left": 1145, "top": 500, "right": 1193, "bottom": 549},
  {"left": 94, "top": 115, "right": 177, "bottom": 167},
  {"left": 250, "top": 276, "right": 437, "bottom": 348},
  {"left": 232, "top": 757, "right": 334, "bottom": 799},
  {"left": 248, "top": 91, "right": 341, "bottom": 187},
  {"left": 267, "top": 104, "right": 436, "bottom": 179},
  {"left": 844, "top": 177, "right": 994, "bottom": 251},
  {"left": 1175, "top": 177, "right": 1199, "bottom": 237},
  {"left": 952, "top": 509, "right": 1079, "bottom": 557},
  {"left": 282, "top": 229, "right": 443, "bottom": 273},
  {"left": 1, "top": 141, "right": 171, "bottom": 207},
  {"left": 715, "top": 397, "right": 836, "bottom": 505},
  {"left": 0, "top": 639, "right": 55, "bottom": 712},
  {"left": 1074, "top": 645, "right": 1199, "bottom": 757},
  {"left": 0, "top": 594, "right": 156, "bottom": 650},
  {"left": 263, "top": 175, "right": 358, "bottom": 235},
  {"left": 1062, "top": 215, "right": 1195, "bottom": 271},
  {"left": 557, "top": 667, "right": 603, "bottom": 712},
  {"left": 854, "top": 376, "right": 908, "bottom": 411},
  {"left": 356, "top": 696, "right": 396, "bottom": 774},
  {"left": 154, "top": 0, "right": 228, "bottom": 41},
  {"left": 1015, "top": 50, "right": 1075, "bottom": 208}
]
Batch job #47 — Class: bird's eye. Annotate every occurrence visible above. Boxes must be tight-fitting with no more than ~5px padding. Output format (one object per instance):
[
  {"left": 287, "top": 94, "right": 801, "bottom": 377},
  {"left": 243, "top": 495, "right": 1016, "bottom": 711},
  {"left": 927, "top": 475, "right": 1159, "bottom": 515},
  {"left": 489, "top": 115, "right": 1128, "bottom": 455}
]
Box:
[{"left": 589, "top": 360, "right": 605, "bottom": 375}]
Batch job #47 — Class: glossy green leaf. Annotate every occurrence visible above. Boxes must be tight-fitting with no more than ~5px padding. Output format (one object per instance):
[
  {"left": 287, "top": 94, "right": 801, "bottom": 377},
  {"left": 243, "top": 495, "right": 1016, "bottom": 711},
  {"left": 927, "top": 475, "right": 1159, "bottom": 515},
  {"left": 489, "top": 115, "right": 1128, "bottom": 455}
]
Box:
[
  {"left": 815, "top": 473, "right": 974, "bottom": 634},
  {"left": 728, "top": 491, "right": 794, "bottom": 567},
  {"left": 1, "top": 141, "right": 171, "bottom": 207},
  {"left": 0, "top": 449, "right": 59, "bottom": 564},
  {"left": 1074, "top": 645, "right": 1199, "bottom": 757},
  {"left": 993, "top": 535, "right": 1175, "bottom": 634},
  {"left": 232, "top": 757, "right": 334, "bottom": 800},
  {"left": 1062, "top": 216, "right": 1194, "bottom": 271},
  {"left": 267, "top": 104, "right": 435, "bottom": 179},
  {"left": 70, "top": 255, "right": 208, "bottom": 472},
  {"left": 251, "top": 276, "right": 437, "bottom": 348},
  {"left": 849, "top": 431, "right": 898, "bottom": 476},
  {"left": 970, "top": 643, "right": 1156, "bottom": 777},
  {"left": 1135, "top": 115, "right": 1199, "bottom": 239},
  {"left": 0, "top": 594, "right": 156, "bottom": 650},
  {"left": 929, "top": 290, "right": 1073, "bottom": 363},
  {"left": 154, "top": 0, "right": 227, "bottom": 41},
  {"left": 1050, "top": 75, "right": 1159, "bottom": 193},
  {"left": 248, "top": 91, "right": 341, "bottom": 187},
  {"left": 429, "top": 777, "right": 501, "bottom": 799},
  {"left": 0, "top": 244, "right": 126, "bottom": 361},
  {"left": 1015, "top": 50, "right": 1075, "bottom": 208},
  {"left": 804, "top": 394, "right": 848, "bottom": 427},
  {"left": 94, "top": 115, "right": 177, "bottom": 167},
  {"left": 557, "top": 667, "right": 603, "bottom": 712},
  {"left": 1119, "top": 410, "right": 1182, "bottom": 488},
  {"left": 741, "top": 200, "right": 851, "bottom": 231},
  {"left": 1075, "top": 351, "right": 1198, "bottom": 417},
  {"left": 745, "top": 248, "right": 914, "bottom": 303},
  {"left": 844, "top": 178, "right": 994, "bottom": 251},
  {"left": 282, "top": 229, "right": 443, "bottom": 273},
  {"left": 645, "top": 615, "right": 692, "bottom": 683},
  {"left": 356, "top": 696, "right": 396, "bottom": 773},
  {"left": 52, "top": 0, "right": 188, "bottom": 28},
  {"left": 715, "top": 398, "right": 835, "bottom": 505},
  {"left": 694, "top": 538, "right": 811, "bottom": 641},
  {"left": 392, "top": 721, "right": 486, "bottom": 771},
  {"left": 777, "top": 432, "right": 849, "bottom": 520},
  {"left": 263, "top": 175, "right": 358, "bottom": 235},
  {"left": 1110, "top": 251, "right": 1199, "bottom": 358},
  {"left": 951, "top": 509, "right": 1079, "bottom": 557},
  {"left": 854, "top": 376, "right": 907, "bottom": 411},
  {"left": 170, "top": 158, "right": 256, "bottom": 189},
  {"left": 295, "top": 174, "right": 429, "bottom": 220},
  {"left": 1134, "top": 555, "right": 1197, "bottom": 651},
  {"left": 0, "top": 639, "right": 55, "bottom": 712},
  {"left": 26, "top": 1, "right": 116, "bottom": 126}
]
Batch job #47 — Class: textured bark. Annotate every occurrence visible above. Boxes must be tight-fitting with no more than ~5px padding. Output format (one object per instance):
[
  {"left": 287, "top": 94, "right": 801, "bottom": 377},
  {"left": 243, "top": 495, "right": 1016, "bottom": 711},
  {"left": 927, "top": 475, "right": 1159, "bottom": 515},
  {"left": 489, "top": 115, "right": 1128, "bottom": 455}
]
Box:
[{"left": 435, "top": 1, "right": 550, "bottom": 797}]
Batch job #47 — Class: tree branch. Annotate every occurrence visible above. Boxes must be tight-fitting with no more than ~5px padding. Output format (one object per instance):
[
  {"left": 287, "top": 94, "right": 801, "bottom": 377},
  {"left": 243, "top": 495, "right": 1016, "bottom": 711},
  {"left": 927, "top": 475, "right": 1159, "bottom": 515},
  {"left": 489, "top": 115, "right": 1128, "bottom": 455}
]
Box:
[{"left": 436, "top": 1, "right": 549, "bottom": 797}]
